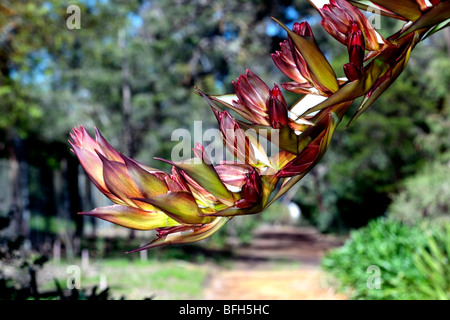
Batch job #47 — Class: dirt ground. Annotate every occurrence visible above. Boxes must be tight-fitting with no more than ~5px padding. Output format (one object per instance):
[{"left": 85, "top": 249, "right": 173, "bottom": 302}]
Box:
[{"left": 203, "top": 225, "right": 348, "bottom": 300}]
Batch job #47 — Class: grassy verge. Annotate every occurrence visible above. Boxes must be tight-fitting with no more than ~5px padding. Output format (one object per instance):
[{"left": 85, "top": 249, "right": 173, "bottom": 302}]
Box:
[{"left": 39, "top": 257, "right": 211, "bottom": 300}]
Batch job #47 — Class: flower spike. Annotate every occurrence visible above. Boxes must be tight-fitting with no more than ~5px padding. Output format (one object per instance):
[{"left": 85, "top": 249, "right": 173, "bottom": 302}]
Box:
[{"left": 70, "top": 1, "right": 449, "bottom": 252}]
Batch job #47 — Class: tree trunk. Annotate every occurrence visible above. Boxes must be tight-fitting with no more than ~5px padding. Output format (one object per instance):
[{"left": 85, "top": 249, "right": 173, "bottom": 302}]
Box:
[
  {"left": 82, "top": 168, "right": 96, "bottom": 237},
  {"left": 119, "top": 29, "right": 136, "bottom": 240},
  {"left": 7, "top": 129, "right": 30, "bottom": 239},
  {"left": 444, "top": 27, "right": 450, "bottom": 57},
  {"left": 119, "top": 29, "right": 134, "bottom": 158},
  {"left": 312, "top": 168, "right": 326, "bottom": 215},
  {"left": 67, "top": 155, "right": 83, "bottom": 239}
]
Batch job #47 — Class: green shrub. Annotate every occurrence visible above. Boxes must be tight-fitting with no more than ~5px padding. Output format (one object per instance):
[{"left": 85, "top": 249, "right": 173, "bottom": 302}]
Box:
[
  {"left": 412, "top": 223, "right": 450, "bottom": 300},
  {"left": 388, "top": 158, "right": 450, "bottom": 224},
  {"left": 322, "top": 218, "right": 432, "bottom": 299}
]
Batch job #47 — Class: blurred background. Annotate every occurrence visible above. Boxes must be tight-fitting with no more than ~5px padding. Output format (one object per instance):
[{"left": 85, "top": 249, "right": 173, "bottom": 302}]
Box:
[{"left": 0, "top": 0, "right": 449, "bottom": 300}]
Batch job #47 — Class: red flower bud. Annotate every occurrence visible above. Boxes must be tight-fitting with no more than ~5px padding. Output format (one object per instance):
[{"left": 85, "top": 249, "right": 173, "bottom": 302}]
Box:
[
  {"left": 293, "top": 21, "right": 313, "bottom": 37},
  {"left": 319, "top": 0, "right": 384, "bottom": 52},
  {"left": 268, "top": 85, "right": 289, "bottom": 129},
  {"left": 344, "top": 23, "right": 365, "bottom": 81},
  {"left": 235, "top": 169, "right": 262, "bottom": 208},
  {"left": 232, "top": 69, "right": 271, "bottom": 126}
]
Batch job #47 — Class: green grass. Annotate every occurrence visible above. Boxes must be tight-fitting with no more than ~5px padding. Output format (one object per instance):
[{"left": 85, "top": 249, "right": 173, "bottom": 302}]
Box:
[{"left": 41, "top": 257, "right": 211, "bottom": 300}]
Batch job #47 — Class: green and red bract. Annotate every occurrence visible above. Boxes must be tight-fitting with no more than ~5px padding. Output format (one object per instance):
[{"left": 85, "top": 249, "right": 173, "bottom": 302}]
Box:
[{"left": 70, "top": 0, "right": 450, "bottom": 252}]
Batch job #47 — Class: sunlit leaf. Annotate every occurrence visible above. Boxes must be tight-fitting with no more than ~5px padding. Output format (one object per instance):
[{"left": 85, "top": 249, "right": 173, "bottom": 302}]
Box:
[
  {"left": 79, "top": 205, "right": 179, "bottom": 230},
  {"left": 400, "top": 1, "right": 450, "bottom": 38},
  {"left": 368, "top": 0, "right": 422, "bottom": 21},
  {"left": 348, "top": 1, "right": 406, "bottom": 20},
  {"left": 126, "top": 217, "right": 230, "bottom": 253},
  {"left": 156, "top": 157, "right": 235, "bottom": 206},
  {"left": 134, "top": 191, "right": 213, "bottom": 224}
]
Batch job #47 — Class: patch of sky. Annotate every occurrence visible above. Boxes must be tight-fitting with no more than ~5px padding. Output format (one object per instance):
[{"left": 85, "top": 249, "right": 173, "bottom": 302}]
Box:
[
  {"left": 127, "top": 12, "right": 143, "bottom": 36},
  {"left": 10, "top": 49, "right": 52, "bottom": 89},
  {"left": 286, "top": 6, "right": 299, "bottom": 21},
  {"left": 223, "top": 22, "right": 239, "bottom": 41},
  {"left": 265, "top": 5, "right": 322, "bottom": 37}
]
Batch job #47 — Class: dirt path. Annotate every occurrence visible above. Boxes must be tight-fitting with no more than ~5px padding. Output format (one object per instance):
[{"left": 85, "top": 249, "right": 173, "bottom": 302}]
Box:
[{"left": 204, "top": 225, "right": 347, "bottom": 300}]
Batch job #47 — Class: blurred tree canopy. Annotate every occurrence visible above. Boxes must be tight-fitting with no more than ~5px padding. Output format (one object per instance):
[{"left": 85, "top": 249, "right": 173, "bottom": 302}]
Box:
[{"left": 0, "top": 0, "right": 315, "bottom": 161}]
